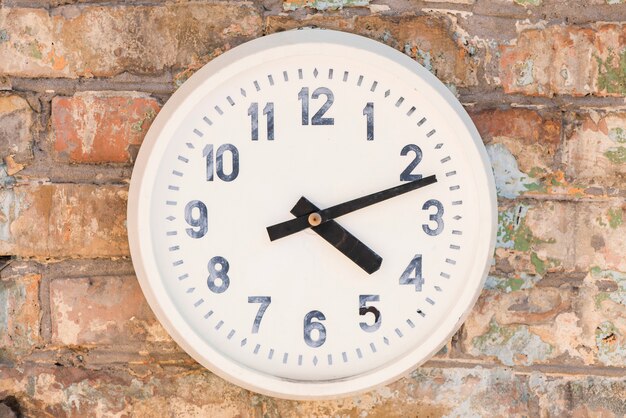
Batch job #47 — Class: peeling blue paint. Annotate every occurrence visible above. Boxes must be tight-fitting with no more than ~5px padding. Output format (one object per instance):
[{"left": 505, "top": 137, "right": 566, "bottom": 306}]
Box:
[
  {"left": 0, "top": 189, "right": 18, "bottom": 242},
  {"left": 0, "top": 282, "right": 8, "bottom": 334},
  {"left": 0, "top": 163, "right": 16, "bottom": 188},
  {"left": 416, "top": 49, "right": 432, "bottom": 73},
  {"left": 487, "top": 143, "right": 540, "bottom": 199},
  {"left": 517, "top": 59, "right": 535, "bottom": 86},
  {"left": 592, "top": 268, "right": 626, "bottom": 306},
  {"left": 473, "top": 320, "right": 553, "bottom": 366},
  {"left": 596, "top": 321, "right": 626, "bottom": 366}
]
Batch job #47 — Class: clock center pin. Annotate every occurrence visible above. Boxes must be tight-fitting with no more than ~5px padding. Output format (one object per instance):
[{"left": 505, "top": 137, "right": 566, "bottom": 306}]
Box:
[{"left": 308, "top": 213, "right": 322, "bottom": 226}]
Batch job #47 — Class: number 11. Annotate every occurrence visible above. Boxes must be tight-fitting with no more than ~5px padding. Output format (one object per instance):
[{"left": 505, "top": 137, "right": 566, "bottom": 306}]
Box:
[{"left": 248, "top": 102, "right": 275, "bottom": 141}]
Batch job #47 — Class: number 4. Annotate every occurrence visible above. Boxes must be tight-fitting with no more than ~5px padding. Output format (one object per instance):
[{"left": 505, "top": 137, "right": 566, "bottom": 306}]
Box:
[{"left": 399, "top": 254, "right": 424, "bottom": 291}]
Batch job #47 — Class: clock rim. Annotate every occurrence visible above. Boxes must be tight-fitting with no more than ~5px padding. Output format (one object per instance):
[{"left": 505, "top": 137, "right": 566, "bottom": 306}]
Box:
[{"left": 127, "top": 28, "right": 498, "bottom": 400}]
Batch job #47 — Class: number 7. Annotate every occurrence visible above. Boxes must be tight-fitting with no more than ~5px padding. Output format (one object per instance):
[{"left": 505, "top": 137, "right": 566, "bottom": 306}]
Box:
[{"left": 248, "top": 296, "right": 271, "bottom": 334}]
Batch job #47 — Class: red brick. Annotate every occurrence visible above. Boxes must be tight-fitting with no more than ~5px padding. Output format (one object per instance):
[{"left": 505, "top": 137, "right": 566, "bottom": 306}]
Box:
[
  {"left": 500, "top": 24, "right": 626, "bottom": 97},
  {"left": 2, "top": 364, "right": 626, "bottom": 417},
  {"left": 0, "top": 95, "right": 34, "bottom": 164},
  {"left": 267, "top": 15, "right": 478, "bottom": 86},
  {"left": 52, "top": 92, "right": 160, "bottom": 163},
  {"left": 0, "top": 5, "right": 262, "bottom": 78},
  {"left": 0, "top": 274, "right": 41, "bottom": 358},
  {"left": 50, "top": 276, "right": 165, "bottom": 346},
  {"left": 471, "top": 108, "right": 561, "bottom": 146},
  {"left": 0, "top": 184, "right": 128, "bottom": 258}
]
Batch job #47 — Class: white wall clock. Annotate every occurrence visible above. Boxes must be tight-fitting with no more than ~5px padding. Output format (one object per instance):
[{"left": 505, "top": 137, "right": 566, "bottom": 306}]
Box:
[{"left": 128, "top": 29, "right": 497, "bottom": 399}]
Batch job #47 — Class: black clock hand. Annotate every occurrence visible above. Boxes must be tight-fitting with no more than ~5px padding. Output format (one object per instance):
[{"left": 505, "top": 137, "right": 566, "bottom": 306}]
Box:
[
  {"left": 267, "top": 175, "right": 437, "bottom": 241},
  {"left": 291, "top": 197, "right": 383, "bottom": 274}
]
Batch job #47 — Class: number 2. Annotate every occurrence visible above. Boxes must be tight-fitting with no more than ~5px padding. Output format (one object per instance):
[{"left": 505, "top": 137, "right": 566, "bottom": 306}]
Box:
[{"left": 400, "top": 144, "right": 422, "bottom": 181}]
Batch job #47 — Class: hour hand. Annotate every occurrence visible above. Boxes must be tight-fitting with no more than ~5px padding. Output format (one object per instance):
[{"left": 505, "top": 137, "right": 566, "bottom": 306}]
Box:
[{"left": 290, "top": 197, "right": 382, "bottom": 274}]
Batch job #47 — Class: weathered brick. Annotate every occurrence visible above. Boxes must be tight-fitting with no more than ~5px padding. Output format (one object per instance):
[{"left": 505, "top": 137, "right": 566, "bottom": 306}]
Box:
[
  {"left": 267, "top": 15, "right": 479, "bottom": 86},
  {"left": 563, "top": 111, "right": 626, "bottom": 188},
  {"left": 0, "top": 184, "right": 128, "bottom": 257},
  {"left": 283, "top": 0, "right": 369, "bottom": 11},
  {"left": 0, "top": 5, "right": 262, "bottom": 78},
  {"left": 472, "top": 108, "right": 561, "bottom": 147},
  {"left": 473, "top": 108, "right": 562, "bottom": 198},
  {"left": 500, "top": 24, "right": 626, "bottom": 97},
  {"left": 1, "top": 365, "right": 626, "bottom": 417},
  {"left": 50, "top": 276, "right": 167, "bottom": 346},
  {"left": 496, "top": 200, "right": 626, "bottom": 274},
  {"left": 0, "top": 274, "right": 41, "bottom": 359},
  {"left": 461, "top": 261, "right": 626, "bottom": 368},
  {"left": 0, "top": 95, "right": 34, "bottom": 163},
  {"left": 52, "top": 92, "right": 160, "bottom": 163}
]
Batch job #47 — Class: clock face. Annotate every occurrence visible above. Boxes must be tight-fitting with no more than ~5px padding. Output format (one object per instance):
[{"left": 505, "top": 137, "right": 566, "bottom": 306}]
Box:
[{"left": 128, "top": 29, "right": 496, "bottom": 399}]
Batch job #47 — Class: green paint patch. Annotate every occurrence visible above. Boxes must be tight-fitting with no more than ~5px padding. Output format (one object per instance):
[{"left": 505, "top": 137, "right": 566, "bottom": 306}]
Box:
[
  {"left": 606, "top": 0, "right": 624, "bottom": 4},
  {"left": 609, "top": 127, "right": 626, "bottom": 143},
  {"left": 131, "top": 108, "right": 157, "bottom": 133},
  {"left": 29, "top": 42, "right": 42, "bottom": 60},
  {"left": 596, "top": 49, "right": 626, "bottom": 95},
  {"left": 485, "top": 274, "right": 541, "bottom": 293},
  {"left": 531, "top": 253, "right": 560, "bottom": 275},
  {"left": 0, "top": 30, "right": 9, "bottom": 43},
  {"left": 283, "top": 0, "right": 369, "bottom": 10},
  {"left": 497, "top": 205, "right": 553, "bottom": 252},
  {"left": 595, "top": 321, "right": 626, "bottom": 366},
  {"left": 604, "top": 146, "right": 626, "bottom": 164},
  {"left": 514, "top": 0, "right": 542, "bottom": 5},
  {"left": 607, "top": 207, "right": 623, "bottom": 229},
  {"left": 523, "top": 182, "right": 547, "bottom": 193},
  {"left": 530, "top": 252, "right": 545, "bottom": 275},
  {"left": 473, "top": 320, "right": 552, "bottom": 366}
]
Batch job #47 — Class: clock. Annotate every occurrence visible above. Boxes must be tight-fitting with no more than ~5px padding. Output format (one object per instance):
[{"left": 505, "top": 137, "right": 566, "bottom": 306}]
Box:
[{"left": 128, "top": 29, "right": 497, "bottom": 399}]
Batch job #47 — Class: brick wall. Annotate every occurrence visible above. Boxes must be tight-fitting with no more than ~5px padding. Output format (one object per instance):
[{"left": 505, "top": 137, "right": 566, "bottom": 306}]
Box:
[{"left": 1, "top": 0, "right": 626, "bottom": 416}]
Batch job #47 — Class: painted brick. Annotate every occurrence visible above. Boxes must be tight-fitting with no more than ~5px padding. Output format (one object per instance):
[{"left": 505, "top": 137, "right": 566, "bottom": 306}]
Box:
[
  {"left": 496, "top": 200, "right": 626, "bottom": 274},
  {"left": 1, "top": 365, "right": 626, "bottom": 416},
  {"left": 267, "top": 15, "right": 479, "bottom": 86},
  {"left": 283, "top": 0, "right": 370, "bottom": 11},
  {"left": 0, "top": 95, "right": 34, "bottom": 163},
  {"left": 0, "top": 184, "right": 128, "bottom": 258},
  {"left": 500, "top": 24, "right": 626, "bottom": 97},
  {"left": 50, "top": 276, "right": 167, "bottom": 345},
  {"left": 52, "top": 92, "right": 160, "bottom": 163},
  {"left": 461, "top": 263, "right": 626, "bottom": 368},
  {"left": 0, "top": 5, "right": 262, "bottom": 78},
  {"left": 0, "top": 274, "right": 41, "bottom": 359},
  {"left": 473, "top": 108, "right": 562, "bottom": 198},
  {"left": 564, "top": 112, "right": 626, "bottom": 188}
]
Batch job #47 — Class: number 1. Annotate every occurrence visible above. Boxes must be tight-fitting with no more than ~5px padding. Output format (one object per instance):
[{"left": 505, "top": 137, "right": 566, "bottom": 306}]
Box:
[{"left": 363, "top": 102, "right": 374, "bottom": 141}]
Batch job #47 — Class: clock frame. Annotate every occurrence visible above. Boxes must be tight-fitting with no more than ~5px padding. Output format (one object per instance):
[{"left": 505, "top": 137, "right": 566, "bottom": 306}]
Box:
[{"left": 128, "top": 29, "right": 497, "bottom": 399}]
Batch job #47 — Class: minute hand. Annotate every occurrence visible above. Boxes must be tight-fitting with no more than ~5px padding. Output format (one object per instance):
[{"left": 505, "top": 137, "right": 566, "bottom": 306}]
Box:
[{"left": 267, "top": 174, "right": 437, "bottom": 241}]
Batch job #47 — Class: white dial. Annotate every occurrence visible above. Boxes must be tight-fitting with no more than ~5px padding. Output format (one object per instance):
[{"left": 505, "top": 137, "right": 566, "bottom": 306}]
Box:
[{"left": 128, "top": 29, "right": 497, "bottom": 399}]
